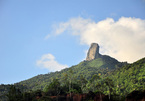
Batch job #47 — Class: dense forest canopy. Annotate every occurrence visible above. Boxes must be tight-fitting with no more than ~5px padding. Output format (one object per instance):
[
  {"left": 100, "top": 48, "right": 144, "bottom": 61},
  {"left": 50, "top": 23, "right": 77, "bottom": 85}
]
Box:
[{"left": 0, "top": 56, "right": 145, "bottom": 101}]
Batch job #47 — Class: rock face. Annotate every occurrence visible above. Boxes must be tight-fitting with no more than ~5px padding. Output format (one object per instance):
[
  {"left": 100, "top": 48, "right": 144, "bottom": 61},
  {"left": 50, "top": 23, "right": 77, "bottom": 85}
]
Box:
[{"left": 86, "top": 43, "right": 101, "bottom": 61}]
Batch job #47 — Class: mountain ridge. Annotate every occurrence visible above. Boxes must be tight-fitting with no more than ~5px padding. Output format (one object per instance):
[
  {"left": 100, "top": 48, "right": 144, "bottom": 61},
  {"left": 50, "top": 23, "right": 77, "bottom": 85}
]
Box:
[
  {"left": 0, "top": 43, "right": 145, "bottom": 101},
  {"left": 0, "top": 55, "right": 144, "bottom": 100},
  {"left": 14, "top": 54, "right": 127, "bottom": 91}
]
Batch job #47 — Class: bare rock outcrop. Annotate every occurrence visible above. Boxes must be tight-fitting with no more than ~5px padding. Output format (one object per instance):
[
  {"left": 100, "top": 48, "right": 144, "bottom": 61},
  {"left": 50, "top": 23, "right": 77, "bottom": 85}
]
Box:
[{"left": 86, "top": 43, "right": 101, "bottom": 61}]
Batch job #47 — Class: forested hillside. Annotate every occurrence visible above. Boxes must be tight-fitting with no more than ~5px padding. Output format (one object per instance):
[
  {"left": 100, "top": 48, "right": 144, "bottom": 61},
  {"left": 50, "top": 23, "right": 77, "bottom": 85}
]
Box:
[
  {"left": 108, "top": 57, "right": 145, "bottom": 96},
  {"left": 15, "top": 55, "right": 126, "bottom": 91},
  {"left": 0, "top": 55, "right": 125, "bottom": 95},
  {"left": 1, "top": 56, "right": 145, "bottom": 101}
]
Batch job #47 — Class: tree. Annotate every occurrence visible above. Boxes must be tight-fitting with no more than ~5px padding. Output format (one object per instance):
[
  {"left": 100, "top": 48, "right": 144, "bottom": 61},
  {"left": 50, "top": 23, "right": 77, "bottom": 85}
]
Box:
[
  {"left": 61, "top": 73, "right": 69, "bottom": 94},
  {"left": 62, "top": 73, "right": 69, "bottom": 86},
  {"left": 79, "top": 75, "right": 87, "bottom": 93},
  {"left": 96, "top": 82, "right": 103, "bottom": 101},
  {"left": 91, "top": 74, "right": 104, "bottom": 101},
  {"left": 43, "top": 79, "right": 61, "bottom": 96},
  {"left": 90, "top": 74, "right": 101, "bottom": 92},
  {"left": 68, "top": 68, "right": 74, "bottom": 98},
  {"left": 22, "top": 92, "right": 32, "bottom": 101},
  {"left": 6, "top": 85, "right": 22, "bottom": 101},
  {"left": 91, "top": 74, "right": 101, "bottom": 82},
  {"left": 104, "top": 77, "right": 114, "bottom": 100}
]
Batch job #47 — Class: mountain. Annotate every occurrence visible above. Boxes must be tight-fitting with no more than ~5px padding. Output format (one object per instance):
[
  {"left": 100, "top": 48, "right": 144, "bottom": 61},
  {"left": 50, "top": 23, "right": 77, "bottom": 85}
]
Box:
[
  {"left": 0, "top": 43, "right": 145, "bottom": 100},
  {"left": 14, "top": 54, "right": 126, "bottom": 91},
  {"left": 0, "top": 43, "right": 126, "bottom": 95},
  {"left": 0, "top": 56, "right": 126, "bottom": 100},
  {"left": 13, "top": 43, "right": 126, "bottom": 91}
]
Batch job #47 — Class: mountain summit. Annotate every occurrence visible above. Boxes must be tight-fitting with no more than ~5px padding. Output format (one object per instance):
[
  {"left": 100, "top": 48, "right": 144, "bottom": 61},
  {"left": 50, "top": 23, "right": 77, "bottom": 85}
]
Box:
[
  {"left": 86, "top": 43, "right": 101, "bottom": 61},
  {"left": 0, "top": 42, "right": 131, "bottom": 100}
]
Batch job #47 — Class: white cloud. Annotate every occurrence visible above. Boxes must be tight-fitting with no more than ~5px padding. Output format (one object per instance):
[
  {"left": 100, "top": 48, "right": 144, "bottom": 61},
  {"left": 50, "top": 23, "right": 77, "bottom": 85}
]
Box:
[
  {"left": 36, "top": 53, "right": 68, "bottom": 72},
  {"left": 48, "top": 17, "right": 145, "bottom": 63}
]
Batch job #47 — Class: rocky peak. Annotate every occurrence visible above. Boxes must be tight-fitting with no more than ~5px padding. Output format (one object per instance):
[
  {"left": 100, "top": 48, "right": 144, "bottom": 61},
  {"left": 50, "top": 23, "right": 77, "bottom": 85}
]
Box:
[{"left": 86, "top": 43, "right": 101, "bottom": 61}]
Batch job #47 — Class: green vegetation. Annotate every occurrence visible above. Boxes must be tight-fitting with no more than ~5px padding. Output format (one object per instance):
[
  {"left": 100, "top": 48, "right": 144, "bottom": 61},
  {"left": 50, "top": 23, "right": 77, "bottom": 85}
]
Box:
[
  {"left": 108, "top": 57, "right": 145, "bottom": 97},
  {"left": 0, "top": 55, "right": 145, "bottom": 101},
  {"left": 10, "top": 55, "right": 125, "bottom": 92}
]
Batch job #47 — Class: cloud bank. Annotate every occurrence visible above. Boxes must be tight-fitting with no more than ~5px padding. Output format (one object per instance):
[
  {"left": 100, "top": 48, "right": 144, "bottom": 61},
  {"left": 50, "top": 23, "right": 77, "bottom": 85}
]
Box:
[
  {"left": 36, "top": 53, "right": 68, "bottom": 72},
  {"left": 50, "top": 17, "right": 145, "bottom": 63}
]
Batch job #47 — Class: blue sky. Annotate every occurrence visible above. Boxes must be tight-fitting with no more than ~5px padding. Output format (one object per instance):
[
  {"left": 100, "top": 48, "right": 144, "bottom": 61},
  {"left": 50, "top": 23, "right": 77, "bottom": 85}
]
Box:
[{"left": 0, "top": 0, "right": 145, "bottom": 84}]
